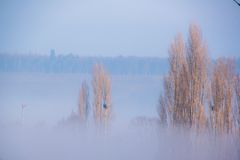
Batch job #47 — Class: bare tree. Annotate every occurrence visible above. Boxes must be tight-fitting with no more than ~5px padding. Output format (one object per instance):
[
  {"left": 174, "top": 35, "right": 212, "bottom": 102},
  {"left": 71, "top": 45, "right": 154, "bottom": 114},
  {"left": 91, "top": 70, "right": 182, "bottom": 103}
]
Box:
[
  {"left": 158, "top": 94, "right": 167, "bottom": 126},
  {"left": 160, "top": 33, "right": 190, "bottom": 128},
  {"left": 79, "top": 80, "right": 90, "bottom": 125},
  {"left": 102, "top": 70, "right": 111, "bottom": 129},
  {"left": 92, "top": 64, "right": 112, "bottom": 130},
  {"left": 186, "top": 24, "right": 209, "bottom": 130},
  {"left": 159, "top": 24, "right": 239, "bottom": 136},
  {"left": 159, "top": 24, "right": 209, "bottom": 131},
  {"left": 167, "top": 33, "right": 189, "bottom": 127},
  {"left": 211, "top": 58, "right": 235, "bottom": 134},
  {"left": 235, "top": 74, "right": 240, "bottom": 133},
  {"left": 92, "top": 64, "right": 103, "bottom": 124}
]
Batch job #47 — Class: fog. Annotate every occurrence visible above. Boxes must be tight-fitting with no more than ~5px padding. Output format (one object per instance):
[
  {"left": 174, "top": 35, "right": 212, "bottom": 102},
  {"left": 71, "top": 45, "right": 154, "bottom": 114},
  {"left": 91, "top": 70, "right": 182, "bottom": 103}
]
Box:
[
  {"left": 1, "top": 0, "right": 239, "bottom": 159},
  {"left": 0, "top": 123, "right": 239, "bottom": 160},
  {"left": 0, "top": 73, "right": 161, "bottom": 126},
  {"left": 0, "top": 73, "right": 239, "bottom": 160}
]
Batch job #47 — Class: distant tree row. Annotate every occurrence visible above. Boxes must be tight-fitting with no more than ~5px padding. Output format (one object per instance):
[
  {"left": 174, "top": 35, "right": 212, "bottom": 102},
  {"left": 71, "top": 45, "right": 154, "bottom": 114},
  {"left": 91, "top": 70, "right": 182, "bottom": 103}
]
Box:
[
  {"left": 158, "top": 24, "right": 240, "bottom": 135},
  {"left": 0, "top": 53, "right": 168, "bottom": 75}
]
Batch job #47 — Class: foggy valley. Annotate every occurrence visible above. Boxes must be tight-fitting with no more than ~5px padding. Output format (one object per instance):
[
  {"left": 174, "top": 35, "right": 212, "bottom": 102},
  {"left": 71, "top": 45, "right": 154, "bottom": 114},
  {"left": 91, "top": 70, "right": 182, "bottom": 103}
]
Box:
[{"left": 1, "top": 0, "right": 240, "bottom": 160}]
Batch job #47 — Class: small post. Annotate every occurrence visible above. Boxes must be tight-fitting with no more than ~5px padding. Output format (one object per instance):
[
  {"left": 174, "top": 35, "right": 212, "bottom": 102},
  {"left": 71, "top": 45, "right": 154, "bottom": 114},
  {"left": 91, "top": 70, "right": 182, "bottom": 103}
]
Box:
[{"left": 21, "top": 104, "right": 27, "bottom": 125}]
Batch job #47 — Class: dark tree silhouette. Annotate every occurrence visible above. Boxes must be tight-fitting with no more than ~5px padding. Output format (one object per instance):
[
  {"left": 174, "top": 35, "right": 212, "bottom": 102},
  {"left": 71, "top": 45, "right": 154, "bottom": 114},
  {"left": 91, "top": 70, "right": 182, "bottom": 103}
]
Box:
[{"left": 233, "top": 0, "right": 240, "bottom": 6}]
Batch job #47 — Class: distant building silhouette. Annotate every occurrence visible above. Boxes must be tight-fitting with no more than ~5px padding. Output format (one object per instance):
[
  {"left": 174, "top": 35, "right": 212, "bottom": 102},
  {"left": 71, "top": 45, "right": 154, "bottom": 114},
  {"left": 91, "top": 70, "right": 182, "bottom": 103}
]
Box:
[{"left": 50, "top": 49, "right": 56, "bottom": 60}]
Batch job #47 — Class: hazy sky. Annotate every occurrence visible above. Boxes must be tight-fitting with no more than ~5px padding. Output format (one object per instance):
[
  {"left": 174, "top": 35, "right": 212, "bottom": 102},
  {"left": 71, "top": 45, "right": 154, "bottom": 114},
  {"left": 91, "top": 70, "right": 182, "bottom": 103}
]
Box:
[{"left": 0, "top": 0, "right": 239, "bottom": 57}]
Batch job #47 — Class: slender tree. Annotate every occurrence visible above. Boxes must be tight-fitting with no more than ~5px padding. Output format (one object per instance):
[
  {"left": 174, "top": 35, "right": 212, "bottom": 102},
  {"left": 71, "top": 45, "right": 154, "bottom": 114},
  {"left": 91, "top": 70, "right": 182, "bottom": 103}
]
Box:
[
  {"left": 211, "top": 59, "right": 235, "bottom": 134},
  {"left": 92, "top": 64, "right": 112, "bottom": 130},
  {"left": 102, "top": 70, "right": 111, "bottom": 129},
  {"left": 92, "top": 64, "right": 103, "bottom": 124},
  {"left": 79, "top": 80, "right": 90, "bottom": 125},
  {"left": 158, "top": 94, "right": 167, "bottom": 126},
  {"left": 167, "top": 34, "right": 189, "bottom": 127},
  {"left": 186, "top": 24, "right": 209, "bottom": 130},
  {"left": 159, "top": 24, "right": 209, "bottom": 131},
  {"left": 235, "top": 74, "right": 240, "bottom": 133}
]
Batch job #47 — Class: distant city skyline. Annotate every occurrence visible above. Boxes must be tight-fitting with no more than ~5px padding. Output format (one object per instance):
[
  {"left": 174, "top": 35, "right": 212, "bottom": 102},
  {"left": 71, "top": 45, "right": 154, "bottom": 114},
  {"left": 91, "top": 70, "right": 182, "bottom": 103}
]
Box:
[{"left": 0, "top": 0, "right": 240, "bottom": 58}]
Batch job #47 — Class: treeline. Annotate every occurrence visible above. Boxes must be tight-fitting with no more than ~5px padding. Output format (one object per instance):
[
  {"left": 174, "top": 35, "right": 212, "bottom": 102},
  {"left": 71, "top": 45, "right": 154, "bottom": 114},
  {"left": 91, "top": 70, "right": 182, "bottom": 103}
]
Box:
[
  {"left": 0, "top": 53, "right": 168, "bottom": 75},
  {"left": 158, "top": 24, "right": 240, "bottom": 135}
]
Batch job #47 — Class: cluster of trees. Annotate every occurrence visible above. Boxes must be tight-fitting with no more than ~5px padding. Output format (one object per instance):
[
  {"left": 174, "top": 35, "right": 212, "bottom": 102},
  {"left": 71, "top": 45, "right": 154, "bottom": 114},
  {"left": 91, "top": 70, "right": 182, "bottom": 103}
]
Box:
[
  {"left": 158, "top": 24, "right": 240, "bottom": 135},
  {"left": 0, "top": 52, "right": 168, "bottom": 75},
  {"left": 78, "top": 64, "right": 112, "bottom": 131}
]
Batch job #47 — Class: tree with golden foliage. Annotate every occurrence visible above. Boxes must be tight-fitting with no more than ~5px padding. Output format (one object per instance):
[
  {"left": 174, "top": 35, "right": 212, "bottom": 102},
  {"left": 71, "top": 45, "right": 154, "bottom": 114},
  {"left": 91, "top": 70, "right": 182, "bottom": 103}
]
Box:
[
  {"left": 166, "top": 34, "right": 190, "bottom": 127},
  {"left": 78, "top": 80, "right": 90, "bottom": 125},
  {"left": 158, "top": 24, "right": 240, "bottom": 135},
  {"left": 235, "top": 74, "right": 240, "bottom": 133},
  {"left": 159, "top": 24, "right": 208, "bottom": 131},
  {"left": 102, "top": 70, "right": 111, "bottom": 129},
  {"left": 186, "top": 24, "right": 209, "bottom": 131},
  {"left": 211, "top": 59, "right": 235, "bottom": 134},
  {"left": 92, "top": 64, "right": 111, "bottom": 129}
]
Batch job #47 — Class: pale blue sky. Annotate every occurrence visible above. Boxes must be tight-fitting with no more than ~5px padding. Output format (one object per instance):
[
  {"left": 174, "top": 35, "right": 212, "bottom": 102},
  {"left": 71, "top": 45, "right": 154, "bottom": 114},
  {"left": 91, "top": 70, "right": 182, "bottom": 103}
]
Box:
[{"left": 0, "top": 0, "right": 239, "bottom": 57}]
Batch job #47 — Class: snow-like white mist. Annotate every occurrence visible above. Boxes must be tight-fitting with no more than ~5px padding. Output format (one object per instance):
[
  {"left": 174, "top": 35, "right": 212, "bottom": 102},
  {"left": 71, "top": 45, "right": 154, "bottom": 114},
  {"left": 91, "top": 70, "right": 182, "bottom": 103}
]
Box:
[{"left": 0, "top": 123, "right": 239, "bottom": 160}]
